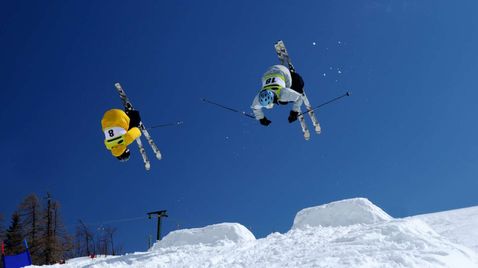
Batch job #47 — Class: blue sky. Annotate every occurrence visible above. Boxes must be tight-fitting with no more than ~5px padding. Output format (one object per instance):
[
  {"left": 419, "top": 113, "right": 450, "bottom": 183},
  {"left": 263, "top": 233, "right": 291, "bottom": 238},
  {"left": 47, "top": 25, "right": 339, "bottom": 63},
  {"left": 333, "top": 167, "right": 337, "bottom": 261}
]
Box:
[{"left": 1, "top": 0, "right": 478, "bottom": 252}]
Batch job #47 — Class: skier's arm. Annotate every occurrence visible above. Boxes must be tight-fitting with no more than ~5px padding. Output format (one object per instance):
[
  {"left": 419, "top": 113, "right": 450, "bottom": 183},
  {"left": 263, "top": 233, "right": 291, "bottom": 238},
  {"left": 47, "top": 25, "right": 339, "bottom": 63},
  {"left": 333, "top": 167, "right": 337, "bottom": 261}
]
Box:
[
  {"left": 111, "top": 145, "right": 126, "bottom": 157},
  {"left": 107, "top": 127, "right": 141, "bottom": 157},
  {"left": 280, "top": 88, "right": 304, "bottom": 112},
  {"left": 124, "top": 127, "right": 141, "bottom": 146},
  {"left": 251, "top": 95, "right": 265, "bottom": 120}
]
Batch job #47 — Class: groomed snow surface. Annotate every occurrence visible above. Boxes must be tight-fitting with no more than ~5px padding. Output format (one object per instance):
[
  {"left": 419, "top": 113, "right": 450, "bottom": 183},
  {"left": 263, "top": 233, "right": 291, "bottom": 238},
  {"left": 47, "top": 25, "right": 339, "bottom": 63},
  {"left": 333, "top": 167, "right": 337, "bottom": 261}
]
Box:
[{"left": 35, "top": 198, "right": 478, "bottom": 268}]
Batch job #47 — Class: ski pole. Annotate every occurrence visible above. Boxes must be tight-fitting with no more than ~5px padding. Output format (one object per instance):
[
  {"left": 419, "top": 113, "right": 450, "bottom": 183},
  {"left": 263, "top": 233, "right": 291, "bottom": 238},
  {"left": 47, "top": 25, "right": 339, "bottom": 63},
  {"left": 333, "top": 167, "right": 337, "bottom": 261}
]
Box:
[
  {"left": 201, "top": 98, "right": 256, "bottom": 119},
  {"left": 148, "top": 121, "right": 184, "bottom": 129},
  {"left": 299, "top": 91, "right": 351, "bottom": 116}
]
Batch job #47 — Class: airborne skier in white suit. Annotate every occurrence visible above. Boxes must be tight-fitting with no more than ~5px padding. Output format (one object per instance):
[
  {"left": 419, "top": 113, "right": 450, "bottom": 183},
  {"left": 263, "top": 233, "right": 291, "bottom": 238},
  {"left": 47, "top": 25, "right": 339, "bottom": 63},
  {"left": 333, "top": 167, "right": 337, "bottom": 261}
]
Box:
[{"left": 251, "top": 64, "right": 321, "bottom": 137}]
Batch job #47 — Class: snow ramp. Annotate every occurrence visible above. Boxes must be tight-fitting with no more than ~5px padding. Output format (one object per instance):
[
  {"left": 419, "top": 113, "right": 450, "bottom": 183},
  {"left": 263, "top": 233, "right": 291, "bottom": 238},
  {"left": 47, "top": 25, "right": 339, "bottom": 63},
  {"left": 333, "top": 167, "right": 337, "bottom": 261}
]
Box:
[
  {"left": 292, "top": 197, "right": 392, "bottom": 229},
  {"left": 151, "top": 222, "right": 255, "bottom": 249}
]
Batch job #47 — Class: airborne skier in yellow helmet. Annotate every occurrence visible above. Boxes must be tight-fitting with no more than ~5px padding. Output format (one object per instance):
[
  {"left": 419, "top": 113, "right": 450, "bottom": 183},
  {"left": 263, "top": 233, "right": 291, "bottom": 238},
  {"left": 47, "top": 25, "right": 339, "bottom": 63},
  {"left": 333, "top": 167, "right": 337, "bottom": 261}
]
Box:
[{"left": 101, "top": 109, "right": 141, "bottom": 161}]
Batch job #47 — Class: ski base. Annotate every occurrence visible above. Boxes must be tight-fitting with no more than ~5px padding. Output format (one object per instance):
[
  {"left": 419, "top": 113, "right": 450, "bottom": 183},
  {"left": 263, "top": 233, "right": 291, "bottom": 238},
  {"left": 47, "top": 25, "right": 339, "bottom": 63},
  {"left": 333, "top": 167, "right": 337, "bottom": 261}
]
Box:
[
  {"left": 135, "top": 137, "right": 151, "bottom": 170},
  {"left": 274, "top": 40, "right": 295, "bottom": 72},
  {"left": 140, "top": 125, "right": 162, "bottom": 160},
  {"left": 303, "top": 94, "right": 321, "bottom": 134},
  {"left": 298, "top": 114, "right": 310, "bottom": 141}
]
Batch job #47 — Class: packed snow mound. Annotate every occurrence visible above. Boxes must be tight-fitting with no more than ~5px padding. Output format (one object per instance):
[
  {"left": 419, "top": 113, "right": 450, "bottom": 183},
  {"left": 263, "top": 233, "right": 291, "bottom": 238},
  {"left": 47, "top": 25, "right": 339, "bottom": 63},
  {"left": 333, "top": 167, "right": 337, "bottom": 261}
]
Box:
[
  {"left": 292, "top": 198, "right": 392, "bottom": 229},
  {"left": 151, "top": 223, "right": 255, "bottom": 249}
]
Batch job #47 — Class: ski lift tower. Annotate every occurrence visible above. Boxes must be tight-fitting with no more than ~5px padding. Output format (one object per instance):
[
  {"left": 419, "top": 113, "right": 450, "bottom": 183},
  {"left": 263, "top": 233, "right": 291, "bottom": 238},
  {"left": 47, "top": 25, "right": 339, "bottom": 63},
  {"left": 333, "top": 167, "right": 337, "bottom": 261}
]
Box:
[{"left": 147, "top": 210, "right": 168, "bottom": 241}]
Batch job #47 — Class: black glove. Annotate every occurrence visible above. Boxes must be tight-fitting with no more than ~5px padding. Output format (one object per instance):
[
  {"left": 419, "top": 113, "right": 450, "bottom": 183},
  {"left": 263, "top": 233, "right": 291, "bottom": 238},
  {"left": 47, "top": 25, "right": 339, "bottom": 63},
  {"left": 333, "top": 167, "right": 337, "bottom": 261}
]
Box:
[
  {"left": 116, "top": 148, "right": 131, "bottom": 162},
  {"left": 126, "top": 110, "right": 141, "bottom": 129},
  {"left": 259, "top": 117, "right": 271, "bottom": 126},
  {"left": 288, "top": 110, "right": 299, "bottom": 123}
]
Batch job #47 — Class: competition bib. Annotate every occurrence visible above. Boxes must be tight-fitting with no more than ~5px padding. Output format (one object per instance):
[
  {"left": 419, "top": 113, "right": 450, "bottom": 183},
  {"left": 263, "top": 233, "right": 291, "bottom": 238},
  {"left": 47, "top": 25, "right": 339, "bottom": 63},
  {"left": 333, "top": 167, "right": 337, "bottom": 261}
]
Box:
[
  {"left": 262, "top": 75, "right": 286, "bottom": 88},
  {"left": 104, "top": 127, "right": 127, "bottom": 140}
]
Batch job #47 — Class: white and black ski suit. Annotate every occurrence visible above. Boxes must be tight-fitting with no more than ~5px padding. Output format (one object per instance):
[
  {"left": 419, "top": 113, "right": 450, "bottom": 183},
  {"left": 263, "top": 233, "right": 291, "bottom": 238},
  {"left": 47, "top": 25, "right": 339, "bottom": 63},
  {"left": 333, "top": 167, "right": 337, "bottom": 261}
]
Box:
[{"left": 251, "top": 65, "right": 304, "bottom": 120}]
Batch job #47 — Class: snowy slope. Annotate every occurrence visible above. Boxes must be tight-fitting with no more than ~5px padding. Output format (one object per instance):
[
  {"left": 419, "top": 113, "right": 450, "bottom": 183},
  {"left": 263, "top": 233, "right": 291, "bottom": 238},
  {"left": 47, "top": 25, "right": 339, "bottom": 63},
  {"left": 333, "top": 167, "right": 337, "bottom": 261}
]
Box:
[
  {"left": 33, "top": 198, "right": 478, "bottom": 268},
  {"left": 411, "top": 206, "right": 478, "bottom": 253}
]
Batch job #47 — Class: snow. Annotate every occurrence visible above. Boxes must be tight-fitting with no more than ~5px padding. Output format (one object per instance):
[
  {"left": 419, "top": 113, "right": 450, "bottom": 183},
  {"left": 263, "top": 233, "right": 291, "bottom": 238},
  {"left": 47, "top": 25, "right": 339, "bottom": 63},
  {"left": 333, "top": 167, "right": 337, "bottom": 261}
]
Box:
[
  {"left": 150, "top": 223, "right": 255, "bottom": 248},
  {"left": 411, "top": 206, "right": 478, "bottom": 253},
  {"left": 33, "top": 198, "right": 478, "bottom": 268},
  {"left": 292, "top": 198, "right": 392, "bottom": 229}
]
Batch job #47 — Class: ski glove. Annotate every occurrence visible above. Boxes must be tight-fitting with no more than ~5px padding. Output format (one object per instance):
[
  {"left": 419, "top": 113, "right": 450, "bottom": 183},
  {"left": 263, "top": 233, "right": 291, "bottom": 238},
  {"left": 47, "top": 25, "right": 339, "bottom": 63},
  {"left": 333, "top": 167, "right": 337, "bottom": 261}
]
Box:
[
  {"left": 259, "top": 117, "right": 272, "bottom": 126},
  {"left": 116, "top": 148, "right": 131, "bottom": 162},
  {"left": 126, "top": 110, "right": 141, "bottom": 129},
  {"left": 288, "top": 110, "right": 299, "bottom": 123}
]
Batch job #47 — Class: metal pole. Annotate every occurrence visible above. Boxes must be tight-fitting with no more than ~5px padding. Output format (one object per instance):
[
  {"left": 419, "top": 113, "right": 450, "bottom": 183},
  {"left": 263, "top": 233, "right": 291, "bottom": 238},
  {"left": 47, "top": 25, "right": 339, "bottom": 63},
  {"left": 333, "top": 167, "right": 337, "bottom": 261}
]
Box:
[
  {"left": 147, "top": 210, "right": 168, "bottom": 241},
  {"left": 201, "top": 98, "right": 256, "bottom": 119},
  {"left": 157, "top": 217, "right": 161, "bottom": 241},
  {"left": 149, "top": 121, "right": 184, "bottom": 130},
  {"left": 298, "top": 91, "right": 351, "bottom": 116}
]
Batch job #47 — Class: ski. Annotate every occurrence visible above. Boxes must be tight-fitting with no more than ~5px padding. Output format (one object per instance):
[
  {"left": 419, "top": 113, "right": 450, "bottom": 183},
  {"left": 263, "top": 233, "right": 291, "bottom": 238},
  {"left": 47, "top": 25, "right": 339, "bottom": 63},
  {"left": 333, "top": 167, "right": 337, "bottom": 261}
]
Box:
[
  {"left": 274, "top": 40, "right": 296, "bottom": 72},
  {"left": 114, "top": 83, "right": 162, "bottom": 170},
  {"left": 298, "top": 114, "right": 311, "bottom": 140},
  {"left": 274, "top": 40, "right": 321, "bottom": 138},
  {"left": 114, "top": 83, "right": 151, "bottom": 170},
  {"left": 140, "top": 126, "right": 162, "bottom": 160},
  {"left": 114, "top": 83, "right": 162, "bottom": 160},
  {"left": 302, "top": 94, "right": 321, "bottom": 134},
  {"left": 135, "top": 136, "right": 151, "bottom": 170}
]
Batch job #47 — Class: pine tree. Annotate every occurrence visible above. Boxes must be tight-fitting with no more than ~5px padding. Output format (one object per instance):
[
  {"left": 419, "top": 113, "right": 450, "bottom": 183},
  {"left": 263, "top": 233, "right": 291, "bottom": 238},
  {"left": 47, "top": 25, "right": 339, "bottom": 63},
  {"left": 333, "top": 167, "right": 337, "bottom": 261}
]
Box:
[
  {"left": 5, "top": 212, "right": 24, "bottom": 255},
  {"left": 51, "top": 201, "right": 73, "bottom": 260},
  {"left": 96, "top": 226, "right": 117, "bottom": 256},
  {"left": 97, "top": 227, "right": 108, "bottom": 256},
  {"left": 104, "top": 226, "right": 118, "bottom": 256},
  {"left": 75, "top": 220, "right": 95, "bottom": 257},
  {"left": 17, "top": 193, "right": 43, "bottom": 264},
  {"left": 0, "top": 213, "right": 5, "bottom": 241},
  {"left": 0, "top": 213, "right": 4, "bottom": 268},
  {"left": 41, "top": 193, "right": 72, "bottom": 264},
  {"left": 74, "top": 223, "right": 121, "bottom": 257}
]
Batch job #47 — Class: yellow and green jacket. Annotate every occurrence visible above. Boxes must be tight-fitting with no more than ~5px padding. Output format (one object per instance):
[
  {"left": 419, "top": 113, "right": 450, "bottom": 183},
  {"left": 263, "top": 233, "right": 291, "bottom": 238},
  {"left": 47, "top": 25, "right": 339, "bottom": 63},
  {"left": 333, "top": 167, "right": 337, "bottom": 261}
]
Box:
[{"left": 101, "top": 109, "right": 141, "bottom": 157}]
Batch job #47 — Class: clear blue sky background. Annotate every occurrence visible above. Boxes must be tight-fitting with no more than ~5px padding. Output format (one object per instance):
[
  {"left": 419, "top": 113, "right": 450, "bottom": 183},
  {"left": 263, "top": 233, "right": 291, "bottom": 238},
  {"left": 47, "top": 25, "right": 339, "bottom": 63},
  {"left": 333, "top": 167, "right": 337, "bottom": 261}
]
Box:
[{"left": 1, "top": 0, "right": 478, "bottom": 252}]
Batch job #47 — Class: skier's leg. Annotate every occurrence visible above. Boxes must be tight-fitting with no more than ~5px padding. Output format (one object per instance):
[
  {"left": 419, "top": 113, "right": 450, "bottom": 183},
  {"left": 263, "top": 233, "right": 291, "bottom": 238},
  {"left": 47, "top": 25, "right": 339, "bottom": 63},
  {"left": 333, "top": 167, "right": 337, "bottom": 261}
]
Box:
[
  {"left": 126, "top": 110, "right": 141, "bottom": 129},
  {"left": 290, "top": 72, "right": 304, "bottom": 94},
  {"left": 302, "top": 94, "right": 321, "bottom": 134}
]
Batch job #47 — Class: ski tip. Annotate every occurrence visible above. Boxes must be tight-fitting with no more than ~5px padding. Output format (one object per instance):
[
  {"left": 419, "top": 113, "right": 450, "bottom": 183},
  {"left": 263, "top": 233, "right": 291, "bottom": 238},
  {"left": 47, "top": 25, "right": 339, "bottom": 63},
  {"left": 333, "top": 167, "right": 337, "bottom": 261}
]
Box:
[
  {"left": 304, "top": 132, "right": 311, "bottom": 141},
  {"left": 315, "top": 125, "right": 322, "bottom": 134}
]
